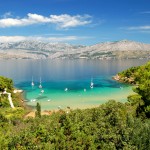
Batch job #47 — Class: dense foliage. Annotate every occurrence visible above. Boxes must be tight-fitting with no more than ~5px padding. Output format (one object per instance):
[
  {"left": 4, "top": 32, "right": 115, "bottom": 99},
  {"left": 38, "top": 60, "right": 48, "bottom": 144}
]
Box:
[
  {"left": 0, "top": 61, "right": 150, "bottom": 149},
  {"left": 0, "top": 76, "right": 26, "bottom": 133},
  {"left": 118, "top": 61, "right": 150, "bottom": 84},
  {"left": 0, "top": 76, "right": 13, "bottom": 92},
  {"left": 118, "top": 61, "right": 150, "bottom": 118},
  {"left": 0, "top": 100, "right": 150, "bottom": 150},
  {"left": 0, "top": 76, "right": 25, "bottom": 108}
]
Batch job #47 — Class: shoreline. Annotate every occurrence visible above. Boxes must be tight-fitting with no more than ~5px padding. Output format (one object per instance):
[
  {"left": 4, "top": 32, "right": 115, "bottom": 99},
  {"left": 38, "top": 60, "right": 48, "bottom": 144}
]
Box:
[
  {"left": 14, "top": 89, "right": 35, "bottom": 112},
  {"left": 113, "top": 74, "right": 135, "bottom": 84},
  {"left": 17, "top": 75, "right": 135, "bottom": 116},
  {"left": 24, "top": 86, "right": 134, "bottom": 111}
]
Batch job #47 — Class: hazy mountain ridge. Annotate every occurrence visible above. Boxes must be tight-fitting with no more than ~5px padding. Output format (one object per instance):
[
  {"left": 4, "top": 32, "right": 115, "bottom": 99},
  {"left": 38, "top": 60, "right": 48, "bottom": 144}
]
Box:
[
  {"left": 0, "top": 40, "right": 150, "bottom": 59},
  {"left": 0, "top": 41, "right": 83, "bottom": 51}
]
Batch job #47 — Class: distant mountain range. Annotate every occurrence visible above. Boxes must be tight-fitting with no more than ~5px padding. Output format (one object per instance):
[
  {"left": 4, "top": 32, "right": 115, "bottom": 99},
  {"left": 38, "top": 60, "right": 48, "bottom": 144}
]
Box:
[{"left": 0, "top": 40, "right": 150, "bottom": 59}]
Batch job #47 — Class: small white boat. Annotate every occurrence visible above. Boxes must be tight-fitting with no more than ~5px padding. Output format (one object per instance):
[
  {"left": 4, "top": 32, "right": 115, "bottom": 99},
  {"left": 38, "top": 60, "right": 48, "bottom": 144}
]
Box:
[
  {"left": 31, "top": 99, "right": 36, "bottom": 102},
  {"left": 90, "top": 81, "right": 94, "bottom": 89},
  {"left": 39, "top": 84, "right": 42, "bottom": 89},
  {"left": 31, "top": 77, "right": 34, "bottom": 86},
  {"left": 31, "top": 82, "right": 34, "bottom": 86},
  {"left": 120, "top": 86, "right": 123, "bottom": 90},
  {"left": 58, "top": 106, "right": 61, "bottom": 109},
  {"left": 41, "top": 89, "right": 44, "bottom": 93},
  {"left": 64, "top": 88, "right": 68, "bottom": 92},
  {"left": 84, "top": 88, "right": 86, "bottom": 92}
]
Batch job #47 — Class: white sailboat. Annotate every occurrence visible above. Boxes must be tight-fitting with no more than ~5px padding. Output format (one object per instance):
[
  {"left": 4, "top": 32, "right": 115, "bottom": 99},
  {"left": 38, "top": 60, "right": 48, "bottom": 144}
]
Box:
[
  {"left": 39, "top": 78, "right": 44, "bottom": 93},
  {"left": 31, "top": 76, "right": 34, "bottom": 87},
  {"left": 90, "top": 79, "right": 94, "bottom": 89},
  {"left": 64, "top": 88, "right": 68, "bottom": 92},
  {"left": 39, "top": 77, "right": 42, "bottom": 89}
]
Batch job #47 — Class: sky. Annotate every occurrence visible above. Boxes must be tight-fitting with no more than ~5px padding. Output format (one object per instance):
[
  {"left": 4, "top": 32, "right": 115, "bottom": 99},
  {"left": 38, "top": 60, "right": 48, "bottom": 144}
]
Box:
[{"left": 0, "top": 0, "right": 150, "bottom": 45}]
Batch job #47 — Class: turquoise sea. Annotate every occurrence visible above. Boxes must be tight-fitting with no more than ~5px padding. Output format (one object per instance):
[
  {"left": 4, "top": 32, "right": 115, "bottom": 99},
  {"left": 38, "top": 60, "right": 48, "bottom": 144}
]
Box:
[{"left": 0, "top": 59, "right": 148, "bottom": 110}]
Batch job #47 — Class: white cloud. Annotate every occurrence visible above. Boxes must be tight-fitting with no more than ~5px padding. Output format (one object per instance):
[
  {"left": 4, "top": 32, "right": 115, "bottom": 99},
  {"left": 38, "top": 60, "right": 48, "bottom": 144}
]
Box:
[
  {"left": 0, "top": 13, "right": 92, "bottom": 29},
  {"left": 49, "top": 14, "right": 92, "bottom": 28},
  {"left": 0, "top": 36, "right": 26, "bottom": 42},
  {"left": 127, "top": 25, "right": 150, "bottom": 30},
  {"left": 0, "top": 35, "right": 91, "bottom": 43},
  {"left": 28, "top": 13, "right": 50, "bottom": 23}
]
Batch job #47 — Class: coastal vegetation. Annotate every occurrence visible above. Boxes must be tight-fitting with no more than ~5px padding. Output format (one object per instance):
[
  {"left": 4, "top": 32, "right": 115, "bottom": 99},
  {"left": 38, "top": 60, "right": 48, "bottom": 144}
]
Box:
[
  {"left": 0, "top": 76, "right": 13, "bottom": 92},
  {"left": 117, "top": 61, "right": 150, "bottom": 118},
  {"left": 0, "top": 76, "right": 26, "bottom": 125},
  {"left": 0, "top": 61, "right": 150, "bottom": 149}
]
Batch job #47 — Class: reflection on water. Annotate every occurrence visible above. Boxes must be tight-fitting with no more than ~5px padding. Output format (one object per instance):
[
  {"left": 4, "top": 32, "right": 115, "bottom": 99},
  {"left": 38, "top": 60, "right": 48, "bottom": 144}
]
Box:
[{"left": 0, "top": 59, "right": 148, "bottom": 83}]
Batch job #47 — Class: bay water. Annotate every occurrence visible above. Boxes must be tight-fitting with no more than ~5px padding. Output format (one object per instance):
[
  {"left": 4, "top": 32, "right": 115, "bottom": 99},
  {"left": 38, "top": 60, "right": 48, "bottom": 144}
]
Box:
[{"left": 0, "top": 59, "right": 148, "bottom": 110}]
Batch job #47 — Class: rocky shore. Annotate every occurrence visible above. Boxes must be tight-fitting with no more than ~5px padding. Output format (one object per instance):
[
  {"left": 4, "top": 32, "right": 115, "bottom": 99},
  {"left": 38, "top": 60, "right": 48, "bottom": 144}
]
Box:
[{"left": 113, "top": 74, "right": 135, "bottom": 84}]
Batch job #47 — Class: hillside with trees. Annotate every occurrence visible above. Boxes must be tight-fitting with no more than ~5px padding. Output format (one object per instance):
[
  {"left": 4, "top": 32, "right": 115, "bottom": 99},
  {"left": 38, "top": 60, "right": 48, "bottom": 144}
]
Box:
[
  {"left": 0, "top": 61, "right": 150, "bottom": 149},
  {"left": 117, "top": 61, "right": 150, "bottom": 118},
  {"left": 0, "top": 76, "right": 26, "bottom": 129}
]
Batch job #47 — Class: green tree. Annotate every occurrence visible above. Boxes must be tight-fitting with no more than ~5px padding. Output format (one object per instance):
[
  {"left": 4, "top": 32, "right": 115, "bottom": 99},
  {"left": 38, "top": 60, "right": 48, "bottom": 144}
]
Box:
[
  {"left": 35, "top": 102, "right": 41, "bottom": 118},
  {"left": 0, "top": 76, "right": 13, "bottom": 92}
]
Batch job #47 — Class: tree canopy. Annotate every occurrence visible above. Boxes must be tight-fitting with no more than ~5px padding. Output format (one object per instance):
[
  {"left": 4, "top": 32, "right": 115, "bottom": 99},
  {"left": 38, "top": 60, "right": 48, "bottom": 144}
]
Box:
[
  {"left": 118, "top": 61, "right": 150, "bottom": 117},
  {"left": 0, "top": 76, "right": 13, "bottom": 92}
]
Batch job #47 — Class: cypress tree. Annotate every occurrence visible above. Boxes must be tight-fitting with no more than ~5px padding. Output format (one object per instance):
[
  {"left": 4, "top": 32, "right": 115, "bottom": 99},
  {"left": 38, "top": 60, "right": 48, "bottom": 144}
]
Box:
[{"left": 35, "top": 102, "right": 41, "bottom": 118}]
